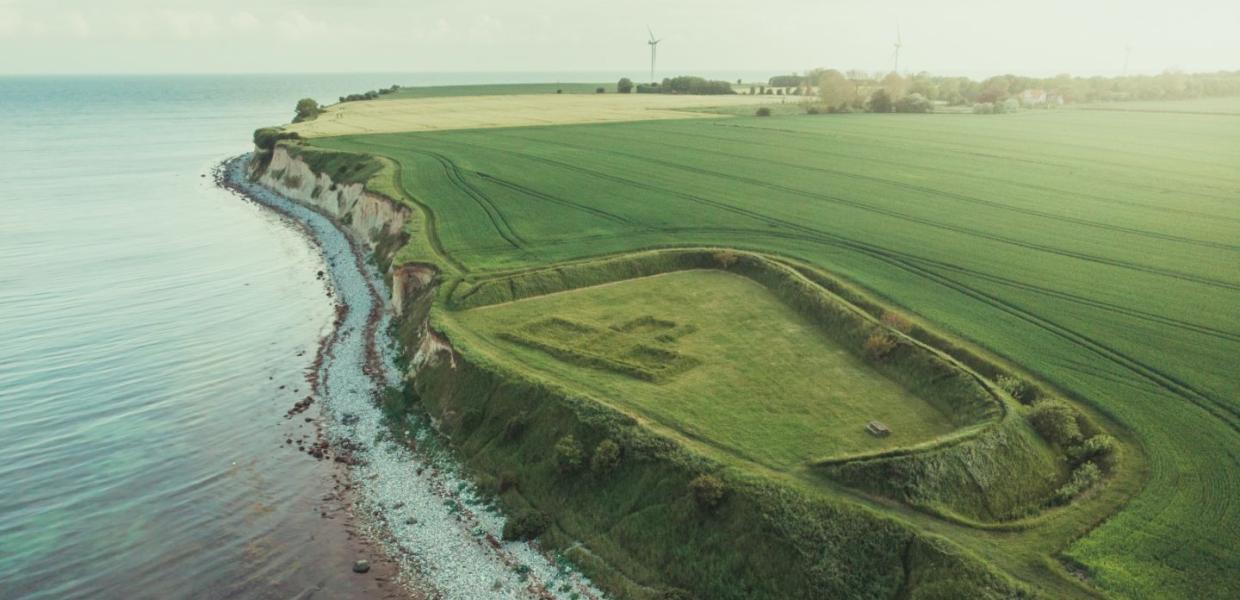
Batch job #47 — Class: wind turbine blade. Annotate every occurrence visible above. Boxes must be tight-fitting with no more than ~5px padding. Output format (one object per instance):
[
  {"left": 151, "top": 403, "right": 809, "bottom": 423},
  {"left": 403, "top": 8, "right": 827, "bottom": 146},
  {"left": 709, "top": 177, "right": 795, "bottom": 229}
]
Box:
[{"left": 648, "top": 26, "right": 655, "bottom": 42}]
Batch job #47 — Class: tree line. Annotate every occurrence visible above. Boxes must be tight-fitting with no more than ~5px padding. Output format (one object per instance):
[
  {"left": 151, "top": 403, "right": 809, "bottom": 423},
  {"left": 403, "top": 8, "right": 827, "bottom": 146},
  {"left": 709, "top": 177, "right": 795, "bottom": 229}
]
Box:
[{"left": 794, "top": 69, "right": 1240, "bottom": 114}]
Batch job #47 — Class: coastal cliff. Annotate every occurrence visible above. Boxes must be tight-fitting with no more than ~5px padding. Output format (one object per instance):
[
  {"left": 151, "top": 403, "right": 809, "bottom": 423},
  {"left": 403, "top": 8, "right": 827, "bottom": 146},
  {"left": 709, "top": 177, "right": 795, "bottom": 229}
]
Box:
[{"left": 245, "top": 142, "right": 1041, "bottom": 600}]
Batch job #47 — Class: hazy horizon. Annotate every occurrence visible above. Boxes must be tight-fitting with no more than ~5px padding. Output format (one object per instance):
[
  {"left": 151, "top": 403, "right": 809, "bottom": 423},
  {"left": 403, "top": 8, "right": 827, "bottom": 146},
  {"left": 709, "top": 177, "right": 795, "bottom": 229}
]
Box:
[{"left": 1, "top": 0, "right": 1237, "bottom": 78}]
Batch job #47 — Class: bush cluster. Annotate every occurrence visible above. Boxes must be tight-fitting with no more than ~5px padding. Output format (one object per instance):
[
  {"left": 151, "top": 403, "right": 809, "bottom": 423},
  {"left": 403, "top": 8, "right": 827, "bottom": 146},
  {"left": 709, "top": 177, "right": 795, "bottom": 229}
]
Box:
[
  {"left": 997, "top": 375, "right": 1035, "bottom": 404},
  {"left": 554, "top": 434, "right": 585, "bottom": 473},
  {"left": 863, "top": 331, "right": 898, "bottom": 361},
  {"left": 502, "top": 509, "right": 550, "bottom": 540},
  {"left": 713, "top": 250, "right": 739, "bottom": 269},
  {"left": 252, "top": 127, "right": 300, "bottom": 151},
  {"left": 880, "top": 311, "right": 913, "bottom": 333},
  {"left": 1068, "top": 434, "right": 1120, "bottom": 472},
  {"left": 1051, "top": 462, "right": 1101, "bottom": 505},
  {"left": 338, "top": 84, "right": 401, "bottom": 103},
  {"left": 591, "top": 439, "right": 621, "bottom": 475},
  {"left": 1028, "top": 400, "right": 1083, "bottom": 446},
  {"left": 755, "top": 107, "right": 772, "bottom": 117},
  {"left": 636, "top": 76, "right": 735, "bottom": 95},
  {"left": 503, "top": 412, "right": 528, "bottom": 441},
  {"left": 894, "top": 93, "right": 933, "bottom": 113},
  {"left": 689, "top": 474, "right": 725, "bottom": 510}
]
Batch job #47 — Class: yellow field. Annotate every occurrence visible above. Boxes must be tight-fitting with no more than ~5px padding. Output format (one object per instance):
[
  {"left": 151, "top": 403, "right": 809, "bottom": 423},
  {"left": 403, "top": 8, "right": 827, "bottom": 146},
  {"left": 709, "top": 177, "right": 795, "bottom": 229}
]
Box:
[{"left": 287, "top": 93, "right": 778, "bottom": 137}]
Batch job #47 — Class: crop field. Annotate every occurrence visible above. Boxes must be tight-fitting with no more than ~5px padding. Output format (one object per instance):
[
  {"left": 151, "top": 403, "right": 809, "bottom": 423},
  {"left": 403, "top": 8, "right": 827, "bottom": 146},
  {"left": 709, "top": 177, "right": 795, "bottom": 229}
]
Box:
[
  {"left": 309, "top": 99, "right": 1240, "bottom": 599},
  {"left": 287, "top": 93, "right": 772, "bottom": 137},
  {"left": 383, "top": 82, "right": 608, "bottom": 99},
  {"left": 449, "top": 269, "right": 959, "bottom": 468}
]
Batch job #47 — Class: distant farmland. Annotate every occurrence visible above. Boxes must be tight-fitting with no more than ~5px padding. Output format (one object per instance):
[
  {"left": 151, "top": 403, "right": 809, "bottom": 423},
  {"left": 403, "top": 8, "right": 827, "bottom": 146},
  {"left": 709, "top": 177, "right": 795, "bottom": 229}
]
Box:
[{"left": 309, "top": 102, "right": 1240, "bottom": 599}]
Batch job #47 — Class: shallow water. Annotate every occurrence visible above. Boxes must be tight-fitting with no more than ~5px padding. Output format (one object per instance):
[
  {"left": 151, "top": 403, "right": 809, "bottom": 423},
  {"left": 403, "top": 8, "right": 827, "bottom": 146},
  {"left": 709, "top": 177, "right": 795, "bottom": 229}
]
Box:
[{"left": 0, "top": 73, "right": 624, "bottom": 599}]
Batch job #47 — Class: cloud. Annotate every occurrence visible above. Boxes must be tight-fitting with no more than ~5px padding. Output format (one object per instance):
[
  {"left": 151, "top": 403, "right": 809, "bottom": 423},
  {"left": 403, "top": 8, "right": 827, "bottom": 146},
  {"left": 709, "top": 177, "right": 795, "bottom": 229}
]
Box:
[
  {"left": 0, "top": 8, "right": 19, "bottom": 37},
  {"left": 276, "top": 11, "right": 328, "bottom": 41},
  {"left": 163, "top": 10, "right": 219, "bottom": 39},
  {"left": 65, "top": 11, "right": 90, "bottom": 37},
  {"left": 230, "top": 11, "right": 259, "bottom": 32}
]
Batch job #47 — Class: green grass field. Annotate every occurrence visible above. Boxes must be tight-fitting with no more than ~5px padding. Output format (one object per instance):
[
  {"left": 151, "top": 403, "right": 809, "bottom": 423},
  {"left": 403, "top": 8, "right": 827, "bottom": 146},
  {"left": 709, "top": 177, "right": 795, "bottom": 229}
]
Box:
[
  {"left": 307, "top": 99, "right": 1240, "bottom": 598},
  {"left": 449, "top": 269, "right": 959, "bottom": 468}
]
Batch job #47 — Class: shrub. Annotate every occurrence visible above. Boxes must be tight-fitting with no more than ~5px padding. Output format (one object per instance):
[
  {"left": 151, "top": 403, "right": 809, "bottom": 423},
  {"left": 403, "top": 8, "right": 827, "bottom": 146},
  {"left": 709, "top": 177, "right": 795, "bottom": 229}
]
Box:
[
  {"left": 867, "top": 89, "right": 894, "bottom": 113},
  {"left": 972, "top": 102, "right": 995, "bottom": 114},
  {"left": 997, "top": 375, "right": 1035, "bottom": 404},
  {"left": 498, "top": 471, "right": 519, "bottom": 493},
  {"left": 863, "top": 331, "right": 898, "bottom": 361},
  {"left": 806, "top": 105, "right": 821, "bottom": 114},
  {"left": 880, "top": 311, "right": 913, "bottom": 333},
  {"left": 554, "top": 434, "right": 584, "bottom": 473},
  {"left": 755, "top": 107, "right": 772, "bottom": 117},
  {"left": 252, "top": 127, "right": 300, "bottom": 151},
  {"left": 1069, "top": 434, "right": 1120, "bottom": 471},
  {"left": 596, "top": 87, "right": 606, "bottom": 94},
  {"left": 591, "top": 439, "right": 621, "bottom": 475},
  {"left": 894, "top": 92, "right": 933, "bottom": 113},
  {"left": 690, "top": 474, "right": 725, "bottom": 510},
  {"left": 503, "top": 412, "right": 528, "bottom": 441},
  {"left": 617, "top": 77, "right": 634, "bottom": 93},
  {"left": 556, "top": 89, "right": 563, "bottom": 94},
  {"left": 502, "top": 509, "right": 550, "bottom": 540},
  {"left": 1029, "top": 400, "right": 1083, "bottom": 446},
  {"left": 1052, "top": 462, "right": 1102, "bottom": 505},
  {"left": 713, "top": 250, "right": 739, "bottom": 269}
]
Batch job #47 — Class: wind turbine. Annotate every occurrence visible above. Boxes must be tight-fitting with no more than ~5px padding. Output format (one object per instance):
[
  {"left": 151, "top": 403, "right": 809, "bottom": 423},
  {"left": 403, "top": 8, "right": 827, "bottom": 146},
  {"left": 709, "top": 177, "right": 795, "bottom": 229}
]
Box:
[
  {"left": 892, "top": 25, "right": 903, "bottom": 73},
  {"left": 647, "top": 27, "right": 662, "bottom": 83}
]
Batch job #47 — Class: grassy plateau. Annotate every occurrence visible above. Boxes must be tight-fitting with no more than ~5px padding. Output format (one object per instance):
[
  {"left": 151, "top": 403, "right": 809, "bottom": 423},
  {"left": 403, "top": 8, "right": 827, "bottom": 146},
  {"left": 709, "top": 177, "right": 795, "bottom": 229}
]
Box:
[{"left": 270, "top": 87, "right": 1240, "bottom": 599}]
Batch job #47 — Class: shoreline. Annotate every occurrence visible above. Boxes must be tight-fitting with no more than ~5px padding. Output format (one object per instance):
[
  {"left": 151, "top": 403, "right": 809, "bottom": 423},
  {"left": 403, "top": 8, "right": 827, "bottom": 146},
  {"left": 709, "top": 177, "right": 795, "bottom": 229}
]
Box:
[
  {"left": 215, "top": 155, "right": 605, "bottom": 600},
  {"left": 214, "top": 158, "right": 413, "bottom": 599}
]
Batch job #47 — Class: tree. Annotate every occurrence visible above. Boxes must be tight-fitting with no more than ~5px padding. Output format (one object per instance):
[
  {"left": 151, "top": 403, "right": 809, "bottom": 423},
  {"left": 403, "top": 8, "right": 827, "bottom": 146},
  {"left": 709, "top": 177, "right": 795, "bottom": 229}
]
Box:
[
  {"left": 293, "top": 98, "right": 321, "bottom": 123},
  {"left": 617, "top": 77, "right": 634, "bottom": 93},
  {"left": 817, "top": 69, "right": 856, "bottom": 111},
  {"left": 867, "top": 89, "right": 894, "bottom": 113},
  {"left": 880, "top": 72, "right": 907, "bottom": 98}
]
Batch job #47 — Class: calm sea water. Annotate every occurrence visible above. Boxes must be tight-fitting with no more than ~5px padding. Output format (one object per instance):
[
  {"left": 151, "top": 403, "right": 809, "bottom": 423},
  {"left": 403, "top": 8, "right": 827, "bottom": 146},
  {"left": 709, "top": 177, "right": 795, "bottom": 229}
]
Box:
[{"left": 0, "top": 71, "right": 720, "bottom": 599}]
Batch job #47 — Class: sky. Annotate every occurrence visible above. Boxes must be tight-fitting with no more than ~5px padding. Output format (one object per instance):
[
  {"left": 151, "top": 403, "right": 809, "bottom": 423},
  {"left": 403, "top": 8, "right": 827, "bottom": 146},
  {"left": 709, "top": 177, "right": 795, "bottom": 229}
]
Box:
[{"left": 1, "top": 0, "right": 1237, "bottom": 77}]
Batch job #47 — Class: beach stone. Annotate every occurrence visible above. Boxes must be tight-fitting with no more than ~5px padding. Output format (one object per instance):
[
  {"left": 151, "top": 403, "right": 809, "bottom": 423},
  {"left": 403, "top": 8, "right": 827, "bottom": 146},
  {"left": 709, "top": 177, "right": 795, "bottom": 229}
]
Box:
[{"left": 352, "top": 559, "right": 371, "bottom": 574}]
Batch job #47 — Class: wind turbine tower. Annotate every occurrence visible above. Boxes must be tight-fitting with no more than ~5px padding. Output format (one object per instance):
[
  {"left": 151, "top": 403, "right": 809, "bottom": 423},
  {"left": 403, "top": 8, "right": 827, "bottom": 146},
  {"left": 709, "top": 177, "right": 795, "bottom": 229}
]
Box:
[
  {"left": 648, "top": 27, "right": 662, "bottom": 83},
  {"left": 892, "top": 26, "right": 903, "bottom": 73}
]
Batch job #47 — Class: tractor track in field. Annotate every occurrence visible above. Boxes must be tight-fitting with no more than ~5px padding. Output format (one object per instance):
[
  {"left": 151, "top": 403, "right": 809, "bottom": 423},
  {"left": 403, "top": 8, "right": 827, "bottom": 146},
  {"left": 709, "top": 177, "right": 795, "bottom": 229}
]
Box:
[
  {"left": 626, "top": 123, "right": 1240, "bottom": 226},
  {"left": 709, "top": 121, "right": 1240, "bottom": 202},
  {"left": 547, "top": 128, "right": 1240, "bottom": 253},
  {"left": 438, "top": 135, "right": 1240, "bottom": 294},
  {"left": 473, "top": 171, "right": 635, "bottom": 225},
  {"left": 417, "top": 149, "right": 526, "bottom": 250}
]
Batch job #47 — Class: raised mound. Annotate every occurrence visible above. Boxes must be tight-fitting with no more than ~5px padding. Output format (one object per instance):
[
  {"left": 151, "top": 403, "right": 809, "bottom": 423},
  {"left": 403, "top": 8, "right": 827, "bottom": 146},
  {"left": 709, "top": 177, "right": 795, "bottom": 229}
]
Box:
[{"left": 451, "top": 269, "right": 962, "bottom": 467}]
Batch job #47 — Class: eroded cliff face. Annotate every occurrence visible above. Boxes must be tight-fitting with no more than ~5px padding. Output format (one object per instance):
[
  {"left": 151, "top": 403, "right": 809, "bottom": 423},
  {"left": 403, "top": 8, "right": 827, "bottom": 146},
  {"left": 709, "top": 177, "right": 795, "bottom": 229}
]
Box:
[{"left": 257, "top": 147, "right": 407, "bottom": 250}]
